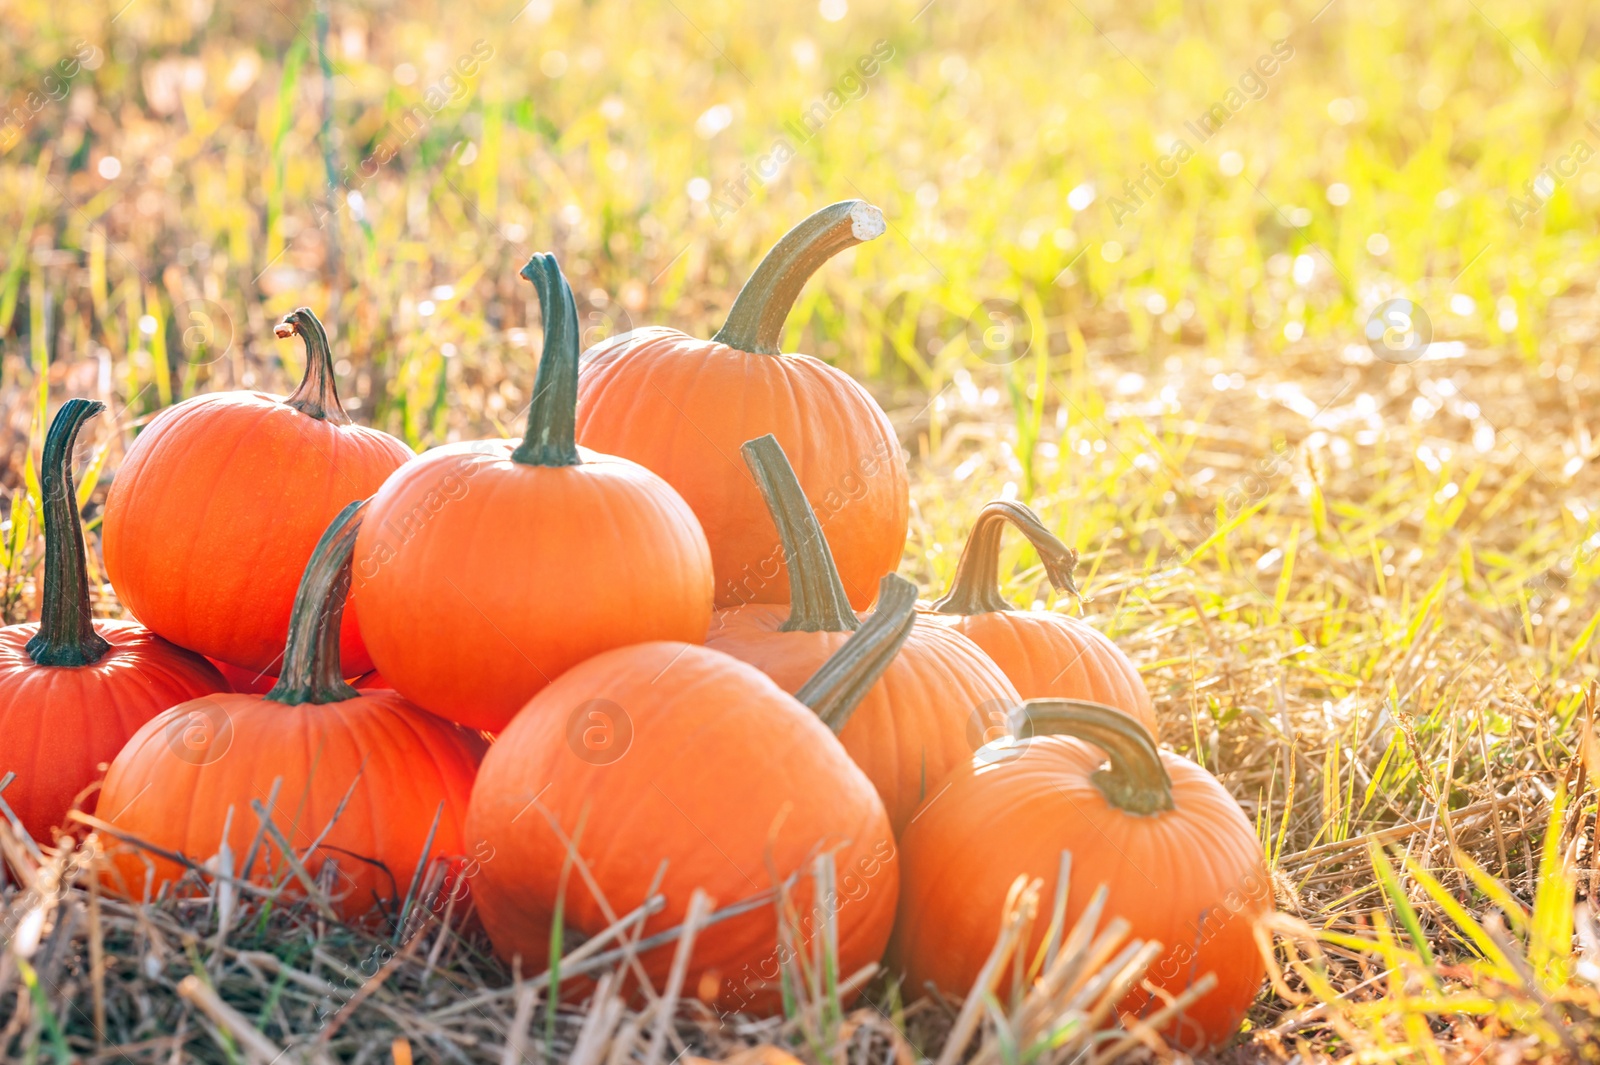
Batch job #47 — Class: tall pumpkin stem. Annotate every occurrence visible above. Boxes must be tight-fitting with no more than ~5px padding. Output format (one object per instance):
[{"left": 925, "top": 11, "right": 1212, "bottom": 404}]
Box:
[
  {"left": 741, "top": 434, "right": 859, "bottom": 633},
  {"left": 265, "top": 500, "right": 366, "bottom": 706},
  {"left": 1010, "top": 700, "right": 1175, "bottom": 814},
  {"left": 711, "top": 200, "right": 886, "bottom": 355},
  {"left": 275, "top": 308, "right": 353, "bottom": 425},
  {"left": 26, "top": 399, "right": 111, "bottom": 667},
  {"left": 796, "top": 574, "right": 917, "bottom": 734},
  {"left": 513, "top": 253, "right": 583, "bottom": 468},
  {"left": 931, "top": 501, "right": 1080, "bottom": 616}
]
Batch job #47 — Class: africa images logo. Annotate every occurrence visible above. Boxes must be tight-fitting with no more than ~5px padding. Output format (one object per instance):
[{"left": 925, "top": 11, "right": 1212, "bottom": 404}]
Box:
[{"left": 1107, "top": 39, "right": 1295, "bottom": 226}]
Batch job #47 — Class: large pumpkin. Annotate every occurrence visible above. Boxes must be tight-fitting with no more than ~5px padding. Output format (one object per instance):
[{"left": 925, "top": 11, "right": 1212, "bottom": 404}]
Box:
[
  {"left": 929, "top": 501, "right": 1157, "bottom": 735},
  {"left": 707, "top": 435, "right": 1018, "bottom": 831},
  {"left": 576, "top": 201, "right": 908, "bottom": 610},
  {"left": 351, "top": 255, "right": 713, "bottom": 733},
  {"left": 101, "top": 309, "right": 412, "bottom": 675},
  {"left": 893, "top": 701, "right": 1271, "bottom": 1050},
  {"left": 0, "top": 400, "right": 226, "bottom": 843},
  {"left": 466, "top": 575, "right": 918, "bottom": 1015},
  {"left": 98, "top": 500, "right": 483, "bottom": 923}
]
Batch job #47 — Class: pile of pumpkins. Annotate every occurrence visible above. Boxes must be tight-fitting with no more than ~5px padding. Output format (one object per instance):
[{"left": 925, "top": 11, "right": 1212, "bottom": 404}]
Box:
[{"left": 0, "top": 202, "right": 1270, "bottom": 1051}]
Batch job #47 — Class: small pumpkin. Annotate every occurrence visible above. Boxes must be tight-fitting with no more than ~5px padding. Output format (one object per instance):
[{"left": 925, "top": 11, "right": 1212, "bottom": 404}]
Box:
[
  {"left": 98, "top": 500, "right": 483, "bottom": 922},
  {"left": 893, "top": 700, "right": 1270, "bottom": 1050},
  {"left": 102, "top": 309, "right": 412, "bottom": 675},
  {"left": 576, "top": 201, "right": 908, "bottom": 610},
  {"left": 352, "top": 255, "right": 713, "bottom": 733},
  {"left": 466, "top": 575, "right": 919, "bottom": 1016},
  {"left": 929, "top": 501, "right": 1156, "bottom": 735},
  {"left": 707, "top": 435, "right": 1019, "bottom": 831},
  {"left": 0, "top": 400, "right": 226, "bottom": 842}
]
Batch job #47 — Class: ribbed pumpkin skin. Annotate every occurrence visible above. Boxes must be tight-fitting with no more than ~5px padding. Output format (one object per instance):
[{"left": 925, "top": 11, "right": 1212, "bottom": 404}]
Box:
[
  {"left": 352, "top": 441, "right": 713, "bottom": 733},
  {"left": 707, "top": 606, "right": 1020, "bottom": 832},
  {"left": 466, "top": 642, "right": 898, "bottom": 1015},
  {"left": 937, "top": 611, "right": 1158, "bottom": 735},
  {"left": 0, "top": 620, "right": 226, "bottom": 842},
  {"left": 99, "top": 689, "right": 483, "bottom": 921},
  {"left": 893, "top": 737, "right": 1270, "bottom": 1051},
  {"left": 102, "top": 394, "right": 412, "bottom": 674},
  {"left": 576, "top": 329, "right": 908, "bottom": 610}
]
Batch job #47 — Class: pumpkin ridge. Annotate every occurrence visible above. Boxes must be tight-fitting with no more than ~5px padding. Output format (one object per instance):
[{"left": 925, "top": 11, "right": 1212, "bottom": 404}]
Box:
[
  {"left": 171, "top": 401, "right": 282, "bottom": 654},
  {"left": 334, "top": 705, "right": 391, "bottom": 908},
  {"left": 404, "top": 460, "right": 507, "bottom": 713},
  {"left": 683, "top": 351, "right": 754, "bottom": 486}
]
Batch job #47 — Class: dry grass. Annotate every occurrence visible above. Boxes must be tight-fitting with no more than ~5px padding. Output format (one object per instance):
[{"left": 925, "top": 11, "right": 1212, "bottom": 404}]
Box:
[{"left": 6, "top": 0, "right": 1600, "bottom": 1059}]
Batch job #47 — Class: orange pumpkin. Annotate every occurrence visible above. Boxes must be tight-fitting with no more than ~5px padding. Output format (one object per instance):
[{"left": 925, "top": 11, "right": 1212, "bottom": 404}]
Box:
[
  {"left": 707, "top": 435, "right": 1018, "bottom": 831},
  {"left": 0, "top": 400, "right": 226, "bottom": 843},
  {"left": 929, "top": 501, "right": 1156, "bottom": 735},
  {"left": 102, "top": 308, "right": 412, "bottom": 675},
  {"left": 466, "top": 575, "right": 918, "bottom": 1015},
  {"left": 98, "top": 500, "right": 483, "bottom": 923},
  {"left": 352, "top": 255, "right": 713, "bottom": 733},
  {"left": 893, "top": 700, "right": 1270, "bottom": 1050},
  {"left": 576, "top": 201, "right": 907, "bottom": 610}
]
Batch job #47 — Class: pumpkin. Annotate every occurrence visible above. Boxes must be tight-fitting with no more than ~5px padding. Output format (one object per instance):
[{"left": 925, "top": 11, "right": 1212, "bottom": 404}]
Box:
[
  {"left": 892, "top": 700, "right": 1270, "bottom": 1050},
  {"left": 98, "top": 499, "right": 483, "bottom": 923},
  {"left": 575, "top": 201, "right": 908, "bottom": 610},
  {"left": 352, "top": 254, "right": 713, "bottom": 733},
  {"left": 465, "top": 574, "right": 920, "bottom": 1016},
  {"left": 101, "top": 308, "right": 412, "bottom": 675},
  {"left": 929, "top": 501, "right": 1157, "bottom": 735},
  {"left": 707, "top": 435, "right": 1019, "bottom": 831},
  {"left": 0, "top": 400, "right": 227, "bottom": 843}
]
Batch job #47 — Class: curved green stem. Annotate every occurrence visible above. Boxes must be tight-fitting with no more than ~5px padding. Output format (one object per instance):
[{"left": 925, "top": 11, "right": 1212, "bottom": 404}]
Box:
[
  {"left": 741, "top": 434, "right": 858, "bottom": 633},
  {"left": 275, "top": 308, "right": 352, "bottom": 425},
  {"left": 26, "top": 399, "right": 110, "bottom": 667},
  {"left": 931, "top": 501, "right": 1079, "bottom": 616},
  {"left": 265, "top": 499, "right": 366, "bottom": 705},
  {"left": 797, "top": 574, "right": 917, "bottom": 734},
  {"left": 1010, "top": 700, "right": 1174, "bottom": 814},
  {"left": 512, "top": 253, "right": 583, "bottom": 467},
  {"left": 710, "top": 200, "right": 885, "bottom": 355}
]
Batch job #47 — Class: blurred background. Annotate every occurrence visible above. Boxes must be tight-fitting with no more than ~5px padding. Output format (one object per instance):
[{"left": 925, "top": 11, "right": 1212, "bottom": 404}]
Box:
[{"left": 4, "top": 0, "right": 1600, "bottom": 1046}]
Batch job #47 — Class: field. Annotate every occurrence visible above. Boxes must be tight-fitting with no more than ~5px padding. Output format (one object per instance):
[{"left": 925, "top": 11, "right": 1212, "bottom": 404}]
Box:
[{"left": 4, "top": 0, "right": 1600, "bottom": 1060}]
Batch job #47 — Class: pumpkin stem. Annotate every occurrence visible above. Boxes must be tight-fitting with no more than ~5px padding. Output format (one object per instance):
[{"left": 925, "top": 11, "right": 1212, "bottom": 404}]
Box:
[
  {"left": 265, "top": 499, "right": 366, "bottom": 706},
  {"left": 276, "top": 308, "right": 353, "bottom": 425},
  {"left": 797, "top": 574, "right": 917, "bottom": 734},
  {"left": 26, "top": 399, "right": 111, "bottom": 667},
  {"left": 741, "top": 434, "right": 860, "bottom": 633},
  {"left": 512, "top": 253, "right": 583, "bottom": 468},
  {"left": 710, "top": 200, "right": 886, "bottom": 355},
  {"left": 1010, "top": 700, "right": 1175, "bottom": 814},
  {"left": 931, "top": 501, "right": 1080, "bottom": 616}
]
